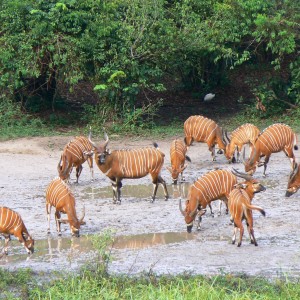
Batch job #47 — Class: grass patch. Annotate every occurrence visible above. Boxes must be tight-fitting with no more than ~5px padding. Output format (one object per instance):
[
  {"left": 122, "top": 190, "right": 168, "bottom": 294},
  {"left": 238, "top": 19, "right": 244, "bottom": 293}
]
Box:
[
  {"left": 20, "top": 269, "right": 300, "bottom": 300},
  {"left": 0, "top": 268, "right": 35, "bottom": 299},
  {"left": 1, "top": 232, "right": 300, "bottom": 299}
]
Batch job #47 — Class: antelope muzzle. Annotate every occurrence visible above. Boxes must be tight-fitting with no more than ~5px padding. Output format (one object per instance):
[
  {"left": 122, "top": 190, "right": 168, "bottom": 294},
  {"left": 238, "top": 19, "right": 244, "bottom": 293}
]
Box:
[{"left": 187, "top": 224, "right": 193, "bottom": 233}]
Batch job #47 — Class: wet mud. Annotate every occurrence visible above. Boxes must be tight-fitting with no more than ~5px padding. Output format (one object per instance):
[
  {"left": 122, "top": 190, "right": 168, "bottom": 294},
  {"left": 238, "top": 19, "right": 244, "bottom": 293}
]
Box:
[{"left": 1, "top": 136, "right": 300, "bottom": 279}]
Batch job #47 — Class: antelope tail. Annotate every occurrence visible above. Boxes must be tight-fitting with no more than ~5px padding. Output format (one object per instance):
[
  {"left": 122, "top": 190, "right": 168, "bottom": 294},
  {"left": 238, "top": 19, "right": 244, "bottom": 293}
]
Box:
[
  {"left": 244, "top": 202, "right": 266, "bottom": 216},
  {"left": 294, "top": 133, "right": 298, "bottom": 150}
]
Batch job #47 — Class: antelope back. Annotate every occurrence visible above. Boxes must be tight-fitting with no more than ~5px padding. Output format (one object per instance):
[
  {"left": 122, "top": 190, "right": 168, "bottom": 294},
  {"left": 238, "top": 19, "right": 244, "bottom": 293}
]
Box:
[
  {"left": 0, "top": 206, "right": 24, "bottom": 234},
  {"left": 183, "top": 169, "right": 237, "bottom": 224},
  {"left": 170, "top": 139, "right": 187, "bottom": 167},
  {"left": 231, "top": 123, "right": 260, "bottom": 145},
  {"left": 257, "top": 123, "right": 296, "bottom": 154},
  {"left": 111, "top": 147, "right": 165, "bottom": 178},
  {"left": 191, "top": 169, "right": 237, "bottom": 203},
  {"left": 229, "top": 188, "right": 249, "bottom": 208},
  {"left": 46, "top": 177, "right": 75, "bottom": 210},
  {"left": 184, "top": 115, "right": 218, "bottom": 144},
  {"left": 63, "top": 136, "right": 93, "bottom": 163},
  {"left": 58, "top": 136, "right": 93, "bottom": 179}
]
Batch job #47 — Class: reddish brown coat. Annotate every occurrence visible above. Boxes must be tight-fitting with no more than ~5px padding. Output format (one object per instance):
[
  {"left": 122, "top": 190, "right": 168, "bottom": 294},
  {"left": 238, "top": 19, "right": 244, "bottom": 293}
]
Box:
[
  {"left": 179, "top": 169, "right": 237, "bottom": 232},
  {"left": 225, "top": 123, "right": 260, "bottom": 162},
  {"left": 167, "top": 139, "right": 190, "bottom": 184},
  {"left": 244, "top": 123, "right": 298, "bottom": 176},
  {"left": 58, "top": 136, "right": 94, "bottom": 183},
  {"left": 89, "top": 132, "right": 169, "bottom": 204},
  {"left": 286, "top": 163, "right": 300, "bottom": 197},
  {"left": 184, "top": 115, "right": 227, "bottom": 161},
  {"left": 46, "top": 177, "right": 85, "bottom": 236},
  {"left": 228, "top": 178, "right": 266, "bottom": 247},
  {"left": 0, "top": 206, "right": 34, "bottom": 255}
]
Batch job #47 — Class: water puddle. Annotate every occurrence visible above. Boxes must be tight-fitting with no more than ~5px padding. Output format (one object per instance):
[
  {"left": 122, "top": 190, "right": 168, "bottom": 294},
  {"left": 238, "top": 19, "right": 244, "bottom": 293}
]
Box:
[
  {"left": 113, "top": 232, "right": 196, "bottom": 249},
  {"left": 0, "top": 231, "right": 196, "bottom": 271},
  {"left": 0, "top": 236, "right": 95, "bottom": 269},
  {"left": 82, "top": 183, "right": 191, "bottom": 200}
]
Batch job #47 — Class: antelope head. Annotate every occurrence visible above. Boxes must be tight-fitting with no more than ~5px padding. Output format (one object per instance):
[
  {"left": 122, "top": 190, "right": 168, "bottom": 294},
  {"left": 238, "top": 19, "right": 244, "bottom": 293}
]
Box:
[
  {"left": 242, "top": 146, "right": 258, "bottom": 175},
  {"left": 231, "top": 168, "right": 266, "bottom": 194},
  {"left": 286, "top": 163, "right": 300, "bottom": 197},
  {"left": 89, "top": 128, "right": 110, "bottom": 165},
  {"left": 167, "top": 165, "right": 187, "bottom": 184},
  {"left": 57, "top": 155, "right": 69, "bottom": 180},
  {"left": 58, "top": 206, "right": 86, "bottom": 237},
  {"left": 179, "top": 198, "right": 200, "bottom": 232},
  {"left": 24, "top": 235, "right": 35, "bottom": 254}
]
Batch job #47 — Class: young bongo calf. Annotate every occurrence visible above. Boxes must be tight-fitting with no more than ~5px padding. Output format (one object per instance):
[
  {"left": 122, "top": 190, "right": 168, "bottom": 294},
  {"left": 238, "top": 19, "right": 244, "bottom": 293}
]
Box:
[
  {"left": 46, "top": 177, "right": 86, "bottom": 237},
  {"left": 228, "top": 169, "right": 266, "bottom": 247},
  {"left": 0, "top": 207, "right": 34, "bottom": 255},
  {"left": 167, "top": 139, "right": 191, "bottom": 184}
]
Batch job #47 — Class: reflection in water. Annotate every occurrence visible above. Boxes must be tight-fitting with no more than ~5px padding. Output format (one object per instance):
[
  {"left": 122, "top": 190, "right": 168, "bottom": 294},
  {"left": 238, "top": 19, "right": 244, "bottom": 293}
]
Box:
[
  {"left": 0, "top": 236, "right": 94, "bottom": 267},
  {"left": 113, "top": 232, "right": 195, "bottom": 250},
  {"left": 83, "top": 183, "right": 191, "bottom": 200},
  {"left": 0, "top": 232, "right": 195, "bottom": 270},
  {"left": 172, "top": 183, "right": 190, "bottom": 199}
]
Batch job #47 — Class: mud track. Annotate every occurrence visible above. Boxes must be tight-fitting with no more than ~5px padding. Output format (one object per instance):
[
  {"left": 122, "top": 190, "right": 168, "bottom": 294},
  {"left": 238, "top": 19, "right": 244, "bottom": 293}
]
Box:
[{"left": 1, "top": 135, "right": 300, "bottom": 278}]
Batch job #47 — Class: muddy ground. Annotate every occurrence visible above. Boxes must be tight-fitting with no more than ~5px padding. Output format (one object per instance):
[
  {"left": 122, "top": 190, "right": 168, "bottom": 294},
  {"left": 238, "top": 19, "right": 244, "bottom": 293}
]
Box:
[{"left": 1, "top": 134, "right": 300, "bottom": 279}]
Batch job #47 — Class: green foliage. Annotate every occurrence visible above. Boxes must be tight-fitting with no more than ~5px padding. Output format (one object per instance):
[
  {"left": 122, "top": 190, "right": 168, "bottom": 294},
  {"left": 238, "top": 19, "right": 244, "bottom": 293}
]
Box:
[
  {"left": 28, "top": 270, "right": 300, "bottom": 300},
  {"left": 0, "top": 97, "right": 48, "bottom": 139},
  {"left": 88, "top": 229, "right": 115, "bottom": 274},
  {"left": 0, "top": 0, "right": 298, "bottom": 127},
  {"left": 0, "top": 268, "right": 34, "bottom": 299}
]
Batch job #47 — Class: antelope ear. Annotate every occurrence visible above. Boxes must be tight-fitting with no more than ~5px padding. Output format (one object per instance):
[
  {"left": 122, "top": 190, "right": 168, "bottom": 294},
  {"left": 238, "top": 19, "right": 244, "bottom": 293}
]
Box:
[
  {"left": 240, "top": 183, "right": 248, "bottom": 189},
  {"left": 234, "top": 183, "right": 247, "bottom": 189}
]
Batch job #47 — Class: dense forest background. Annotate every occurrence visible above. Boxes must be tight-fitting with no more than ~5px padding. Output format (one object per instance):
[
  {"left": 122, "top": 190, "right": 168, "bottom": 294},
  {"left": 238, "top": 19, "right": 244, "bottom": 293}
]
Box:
[{"left": 0, "top": 0, "right": 299, "bottom": 133}]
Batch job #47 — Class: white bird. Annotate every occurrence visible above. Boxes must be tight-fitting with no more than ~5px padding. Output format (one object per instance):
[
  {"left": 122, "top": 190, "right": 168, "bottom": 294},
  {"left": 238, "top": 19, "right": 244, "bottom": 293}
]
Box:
[{"left": 204, "top": 93, "right": 215, "bottom": 102}]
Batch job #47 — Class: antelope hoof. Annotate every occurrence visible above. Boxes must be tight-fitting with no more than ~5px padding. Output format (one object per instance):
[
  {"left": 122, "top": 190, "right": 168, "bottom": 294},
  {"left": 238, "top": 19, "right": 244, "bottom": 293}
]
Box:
[
  {"left": 4, "top": 249, "right": 8, "bottom": 255},
  {"left": 254, "top": 242, "right": 258, "bottom": 246},
  {"left": 47, "top": 230, "right": 51, "bottom": 235},
  {"left": 232, "top": 241, "right": 235, "bottom": 245},
  {"left": 237, "top": 242, "right": 241, "bottom": 247},
  {"left": 58, "top": 232, "right": 62, "bottom": 236},
  {"left": 165, "top": 196, "right": 169, "bottom": 201}
]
